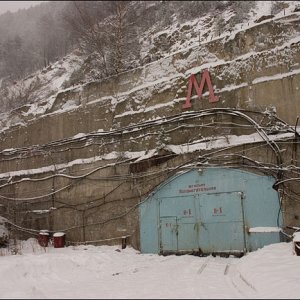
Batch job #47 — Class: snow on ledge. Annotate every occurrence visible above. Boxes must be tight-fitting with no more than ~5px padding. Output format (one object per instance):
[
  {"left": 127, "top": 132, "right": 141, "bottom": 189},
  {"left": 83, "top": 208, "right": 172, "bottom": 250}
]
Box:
[
  {"left": 0, "top": 131, "right": 295, "bottom": 179},
  {"left": 293, "top": 232, "right": 300, "bottom": 242},
  {"left": 249, "top": 227, "right": 282, "bottom": 233}
]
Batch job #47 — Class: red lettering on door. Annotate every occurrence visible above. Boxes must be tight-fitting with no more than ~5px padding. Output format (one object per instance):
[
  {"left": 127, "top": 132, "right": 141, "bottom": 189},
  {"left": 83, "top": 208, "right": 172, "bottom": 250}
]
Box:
[
  {"left": 213, "top": 207, "right": 223, "bottom": 215},
  {"left": 183, "top": 69, "right": 219, "bottom": 109}
]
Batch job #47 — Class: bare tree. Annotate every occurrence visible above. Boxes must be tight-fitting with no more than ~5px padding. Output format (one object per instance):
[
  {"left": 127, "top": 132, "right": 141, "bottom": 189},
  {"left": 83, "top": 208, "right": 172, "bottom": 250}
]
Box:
[
  {"left": 106, "top": 1, "right": 131, "bottom": 74},
  {"left": 63, "top": 1, "right": 138, "bottom": 77},
  {"left": 63, "top": 1, "right": 111, "bottom": 77}
]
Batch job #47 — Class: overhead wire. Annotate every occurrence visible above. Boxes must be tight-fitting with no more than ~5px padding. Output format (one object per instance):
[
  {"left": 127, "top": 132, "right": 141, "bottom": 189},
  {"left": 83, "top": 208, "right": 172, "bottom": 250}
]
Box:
[{"left": 0, "top": 108, "right": 299, "bottom": 240}]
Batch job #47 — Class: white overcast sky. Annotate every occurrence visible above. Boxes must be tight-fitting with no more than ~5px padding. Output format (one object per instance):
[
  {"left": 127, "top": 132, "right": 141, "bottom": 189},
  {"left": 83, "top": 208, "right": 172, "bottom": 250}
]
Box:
[{"left": 0, "top": 1, "right": 45, "bottom": 16}]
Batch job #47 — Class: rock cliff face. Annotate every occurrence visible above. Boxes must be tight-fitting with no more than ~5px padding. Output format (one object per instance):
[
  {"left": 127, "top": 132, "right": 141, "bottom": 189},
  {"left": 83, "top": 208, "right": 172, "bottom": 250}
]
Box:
[
  {"left": 1, "top": 9, "right": 300, "bottom": 150},
  {"left": 0, "top": 3, "right": 300, "bottom": 247}
]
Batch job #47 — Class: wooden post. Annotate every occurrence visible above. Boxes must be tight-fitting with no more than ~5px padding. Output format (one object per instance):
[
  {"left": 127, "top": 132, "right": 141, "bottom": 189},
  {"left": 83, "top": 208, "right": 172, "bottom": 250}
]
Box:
[{"left": 122, "top": 236, "right": 127, "bottom": 249}]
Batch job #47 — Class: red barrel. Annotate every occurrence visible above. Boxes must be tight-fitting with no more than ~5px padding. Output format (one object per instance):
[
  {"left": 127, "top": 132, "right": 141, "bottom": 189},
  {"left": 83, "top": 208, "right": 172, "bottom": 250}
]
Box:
[
  {"left": 38, "top": 231, "right": 49, "bottom": 247},
  {"left": 53, "top": 232, "right": 66, "bottom": 248}
]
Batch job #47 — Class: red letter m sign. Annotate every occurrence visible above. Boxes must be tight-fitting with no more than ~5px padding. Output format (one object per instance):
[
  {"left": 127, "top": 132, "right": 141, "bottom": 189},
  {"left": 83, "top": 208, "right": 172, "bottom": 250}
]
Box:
[{"left": 183, "top": 69, "right": 219, "bottom": 109}]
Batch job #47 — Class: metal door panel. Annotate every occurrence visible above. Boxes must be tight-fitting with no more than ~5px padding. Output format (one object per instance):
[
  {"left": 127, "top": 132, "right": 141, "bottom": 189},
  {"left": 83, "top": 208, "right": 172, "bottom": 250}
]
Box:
[
  {"left": 177, "top": 219, "right": 199, "bottom": 251},
  {"left": 159, "top": 196, "right": 196, "bottom": 218},
  {"left": 160, "top": 197, "right": 199, "bottom": 252},
  {"left": 160, "top": 217, "right": 177, "bottom": 252},
  {"left": 198, "top": 192, "right": 245, "bottom": 253}
]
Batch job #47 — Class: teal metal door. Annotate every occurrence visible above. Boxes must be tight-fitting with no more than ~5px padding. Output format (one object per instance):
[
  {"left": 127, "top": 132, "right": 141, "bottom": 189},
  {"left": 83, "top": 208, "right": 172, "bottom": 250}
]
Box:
[
  {"left": 177, "top": 217, "right": 199, "bottom": 251},
  {"left": 159, "top": 196, "right": 198, "bottom": 254},
  {"left": 160, "top": 217, "right": 177, "bottom": 251},
  {"left": 198, "top": 192, "right": 246, "bottom": 253},
  {"left": 140, "top": 168, "right": 282, "bottom": 254}
]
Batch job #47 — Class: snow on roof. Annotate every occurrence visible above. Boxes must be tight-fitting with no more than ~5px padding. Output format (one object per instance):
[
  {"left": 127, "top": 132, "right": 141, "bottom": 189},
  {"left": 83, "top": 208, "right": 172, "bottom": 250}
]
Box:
[{"left": 53, "top": 232, "right": 65, "bottom": 237}]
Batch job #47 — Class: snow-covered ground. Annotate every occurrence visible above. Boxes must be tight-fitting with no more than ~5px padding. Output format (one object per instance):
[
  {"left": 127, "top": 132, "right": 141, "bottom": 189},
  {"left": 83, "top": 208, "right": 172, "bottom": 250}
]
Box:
[{"left": 0, "top": 239, "right": 300, "bottom": 299}]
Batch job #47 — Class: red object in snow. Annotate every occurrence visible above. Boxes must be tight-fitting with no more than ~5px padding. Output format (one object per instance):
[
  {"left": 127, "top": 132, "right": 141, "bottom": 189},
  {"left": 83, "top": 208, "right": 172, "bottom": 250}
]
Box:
[{"left": 53, "top": 232, "right": 66, "bottom": 248}]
